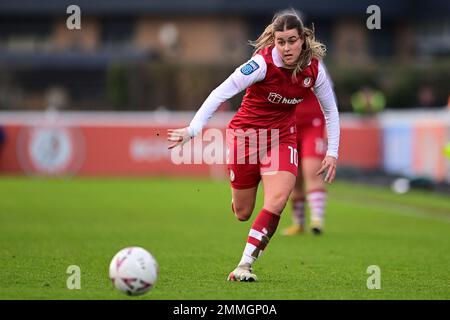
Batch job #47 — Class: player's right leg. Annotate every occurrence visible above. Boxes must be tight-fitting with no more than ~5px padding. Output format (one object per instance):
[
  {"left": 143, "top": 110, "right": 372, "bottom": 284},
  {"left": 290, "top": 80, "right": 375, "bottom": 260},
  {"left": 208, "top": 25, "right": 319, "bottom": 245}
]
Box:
[
  {"left": 228, "top": 186, "right": 259, "bottom": 282},
  {"left": 226, "top": 129, "right": 260, "bottom": 221},
  {"left": 231, "top": 186, "right": 258, "bottom": 221},
  {"left": 227, "top": 169, "right": 259, "bottom": 281},
  {"left": 228, "top": 171, "right": 296, "bottom": 282}
]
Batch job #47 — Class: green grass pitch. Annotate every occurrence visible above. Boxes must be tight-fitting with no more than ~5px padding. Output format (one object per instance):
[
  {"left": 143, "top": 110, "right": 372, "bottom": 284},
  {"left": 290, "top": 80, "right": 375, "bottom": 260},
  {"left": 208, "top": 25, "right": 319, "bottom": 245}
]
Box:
[{"left": 0, "top": 176, "right": 449, "bottom": 300}]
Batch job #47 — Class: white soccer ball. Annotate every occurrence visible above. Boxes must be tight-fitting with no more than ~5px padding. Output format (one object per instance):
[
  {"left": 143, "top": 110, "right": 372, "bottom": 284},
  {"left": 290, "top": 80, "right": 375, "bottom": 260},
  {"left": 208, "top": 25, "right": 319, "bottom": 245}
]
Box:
[{"left": 109, "top": 247, "right": 158, "bottom": 296}]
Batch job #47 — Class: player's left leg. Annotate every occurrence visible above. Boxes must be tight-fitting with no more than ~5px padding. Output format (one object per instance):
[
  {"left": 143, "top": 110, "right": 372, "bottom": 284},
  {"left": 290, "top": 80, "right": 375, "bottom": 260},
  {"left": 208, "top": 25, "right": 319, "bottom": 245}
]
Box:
[
  {"left": 228, "top": 171, "right": 296, "bottom": 282},
  {"left": 231, "top": 186, "right": 258, "bottom": 221}
]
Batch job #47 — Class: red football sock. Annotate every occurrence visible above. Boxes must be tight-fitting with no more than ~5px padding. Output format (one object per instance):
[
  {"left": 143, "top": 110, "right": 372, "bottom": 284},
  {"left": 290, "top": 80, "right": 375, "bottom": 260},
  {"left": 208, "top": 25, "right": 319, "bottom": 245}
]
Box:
[{"left": 239, "top": 208, "right": 280, "bottom": 266}]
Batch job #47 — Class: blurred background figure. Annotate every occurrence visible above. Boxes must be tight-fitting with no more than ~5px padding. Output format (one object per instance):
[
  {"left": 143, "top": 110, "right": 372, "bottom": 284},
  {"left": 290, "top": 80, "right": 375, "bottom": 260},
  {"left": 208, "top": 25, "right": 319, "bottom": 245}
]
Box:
[
  {"left": 417, "top": 84, "right": 437, "bottom": 108},
  {"left": 351, "top": 86, "right": 386, "bottom": 114}
]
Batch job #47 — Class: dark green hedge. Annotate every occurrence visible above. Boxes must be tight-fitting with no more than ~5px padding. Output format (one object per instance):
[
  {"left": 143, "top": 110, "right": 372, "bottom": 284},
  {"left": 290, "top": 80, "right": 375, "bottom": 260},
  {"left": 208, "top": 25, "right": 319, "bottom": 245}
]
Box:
[{"left": 108, "top": 59, "right": 450, "bottom": 111}]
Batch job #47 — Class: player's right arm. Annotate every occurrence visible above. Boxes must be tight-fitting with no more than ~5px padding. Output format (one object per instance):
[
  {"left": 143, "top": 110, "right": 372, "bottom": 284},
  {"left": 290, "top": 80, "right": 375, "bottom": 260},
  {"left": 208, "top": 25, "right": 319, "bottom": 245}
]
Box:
[{"left": 167, "top": 55, "right": 267, "bottom": 149}]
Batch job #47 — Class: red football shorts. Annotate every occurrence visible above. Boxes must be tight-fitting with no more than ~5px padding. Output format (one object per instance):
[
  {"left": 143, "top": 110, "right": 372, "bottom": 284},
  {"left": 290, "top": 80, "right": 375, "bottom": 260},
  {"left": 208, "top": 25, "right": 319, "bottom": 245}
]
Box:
[{"left": 226, "top": 128, "right": 298, "bottom": 189}]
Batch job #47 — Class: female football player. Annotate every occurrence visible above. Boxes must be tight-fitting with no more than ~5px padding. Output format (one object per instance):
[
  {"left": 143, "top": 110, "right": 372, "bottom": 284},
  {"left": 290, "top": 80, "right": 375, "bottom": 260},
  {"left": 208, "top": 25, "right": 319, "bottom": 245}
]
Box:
[{"left": 168, "top": 10, "right": 340, "bottom": 281}]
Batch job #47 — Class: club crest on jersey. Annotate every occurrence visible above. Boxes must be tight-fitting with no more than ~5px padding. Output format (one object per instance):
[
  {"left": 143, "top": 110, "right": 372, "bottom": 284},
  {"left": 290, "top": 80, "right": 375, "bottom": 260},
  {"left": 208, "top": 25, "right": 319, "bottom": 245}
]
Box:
[
  {"left": 240, "top": 60, "right": 259, "bottom": 75},
  {"left": 229, "top": 169, "right": 235, "bottom": 182},
  {"left": 303, "top": 77, "right": 312, "bottom": 87}
]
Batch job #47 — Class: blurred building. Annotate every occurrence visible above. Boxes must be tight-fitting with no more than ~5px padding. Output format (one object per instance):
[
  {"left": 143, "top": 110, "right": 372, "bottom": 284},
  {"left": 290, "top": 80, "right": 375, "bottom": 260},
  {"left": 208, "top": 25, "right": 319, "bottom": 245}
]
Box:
[{"left": 0, "top": 0, "right": 449, "bottom": 110}]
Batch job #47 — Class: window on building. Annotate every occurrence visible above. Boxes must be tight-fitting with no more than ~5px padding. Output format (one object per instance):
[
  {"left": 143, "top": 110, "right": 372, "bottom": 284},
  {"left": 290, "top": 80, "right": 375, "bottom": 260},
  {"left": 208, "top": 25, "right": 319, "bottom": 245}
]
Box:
[
  {"left": 369, "top": 22, "right": 395, "bottom": 58},
  {"left": 415, "top": 19, "right": 450, "bottom": 58},
  {"left": 101, "top": 17, "right": 135, "bottom": 51},
  {"left": 0, "top": 18, "right": 52, "bottom": 52}
]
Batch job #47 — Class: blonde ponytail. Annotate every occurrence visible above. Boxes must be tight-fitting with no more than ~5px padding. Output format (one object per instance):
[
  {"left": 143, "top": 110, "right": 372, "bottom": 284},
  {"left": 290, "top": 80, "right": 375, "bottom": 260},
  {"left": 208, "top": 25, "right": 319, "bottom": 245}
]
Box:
[{"left": 249, "top": 23, "right": 274, "bottom": 53}]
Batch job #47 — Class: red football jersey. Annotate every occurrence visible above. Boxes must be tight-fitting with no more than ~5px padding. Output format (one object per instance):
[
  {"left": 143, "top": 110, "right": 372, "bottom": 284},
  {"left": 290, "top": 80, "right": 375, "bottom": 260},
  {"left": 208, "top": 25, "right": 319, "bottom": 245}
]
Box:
[{"left": 228, "top": 46, "right": 319, "bottom": 139}]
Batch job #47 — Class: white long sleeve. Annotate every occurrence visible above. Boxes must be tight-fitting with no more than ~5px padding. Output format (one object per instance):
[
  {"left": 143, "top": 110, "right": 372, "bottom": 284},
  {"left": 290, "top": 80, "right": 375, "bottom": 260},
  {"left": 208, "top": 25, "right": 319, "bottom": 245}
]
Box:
[
  {"left": 187, "top": 55, "right": 267, "bottom": 137},
  {"left": 314, "top": 61, "right": 340, "bottom": 159}
]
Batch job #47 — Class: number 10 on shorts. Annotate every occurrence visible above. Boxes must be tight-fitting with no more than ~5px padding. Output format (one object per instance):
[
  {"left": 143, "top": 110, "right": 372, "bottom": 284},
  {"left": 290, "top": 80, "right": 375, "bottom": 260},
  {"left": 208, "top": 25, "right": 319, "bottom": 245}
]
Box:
[{"left": 288, "top": 146, "right": 298, "bottom": 166}]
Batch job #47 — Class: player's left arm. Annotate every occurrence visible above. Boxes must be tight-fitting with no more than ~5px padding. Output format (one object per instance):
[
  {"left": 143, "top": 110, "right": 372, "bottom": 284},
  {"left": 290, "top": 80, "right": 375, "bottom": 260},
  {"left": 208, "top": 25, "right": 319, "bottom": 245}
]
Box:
[{"left": 313, "top": 61, "right": 340, "bottom": 184}]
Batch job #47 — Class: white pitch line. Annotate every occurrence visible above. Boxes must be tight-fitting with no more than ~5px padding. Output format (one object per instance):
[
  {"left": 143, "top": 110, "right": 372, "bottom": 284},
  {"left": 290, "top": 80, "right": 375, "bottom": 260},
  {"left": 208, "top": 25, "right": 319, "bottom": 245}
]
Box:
[{"left": 335, "top": 197, "right": 450, "bottom": 224}]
